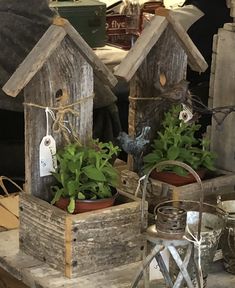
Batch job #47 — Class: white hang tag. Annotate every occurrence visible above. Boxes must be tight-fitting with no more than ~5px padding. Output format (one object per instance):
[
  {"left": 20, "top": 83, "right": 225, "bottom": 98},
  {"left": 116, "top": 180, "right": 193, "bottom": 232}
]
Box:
[{"left": 39, "top": 135, "right": 57, "bottom": 177}]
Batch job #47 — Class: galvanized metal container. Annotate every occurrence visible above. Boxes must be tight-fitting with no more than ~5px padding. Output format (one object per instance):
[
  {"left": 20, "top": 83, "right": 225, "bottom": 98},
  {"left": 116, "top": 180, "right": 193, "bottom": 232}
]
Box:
[
  {"left": 156, "top": 200, "right": 226, "bottom": 287},
  {"left": 186, "top": 211, "right": 225, "bottom": 275},
  {"left": 50, "top": 0, "right": 106, "bottom": 47}
]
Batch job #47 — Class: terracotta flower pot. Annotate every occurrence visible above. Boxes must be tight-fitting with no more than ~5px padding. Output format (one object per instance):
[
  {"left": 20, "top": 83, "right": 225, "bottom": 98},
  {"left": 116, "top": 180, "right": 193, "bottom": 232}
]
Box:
[
  {"left": 150, "top": 169, "right": 206, "bottom": 186},
  {"left": 54, "top": 191, "right": 118, "bottom": 214}
]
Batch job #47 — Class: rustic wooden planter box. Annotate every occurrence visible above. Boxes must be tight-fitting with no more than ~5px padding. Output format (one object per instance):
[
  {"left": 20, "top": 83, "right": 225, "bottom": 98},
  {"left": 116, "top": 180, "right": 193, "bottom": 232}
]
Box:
[
  {"left": 118, "top": 169, "right": 235, "bottom": 211},
  {"left": 19, "top": 191, "right": 147, "bottom": 278}
]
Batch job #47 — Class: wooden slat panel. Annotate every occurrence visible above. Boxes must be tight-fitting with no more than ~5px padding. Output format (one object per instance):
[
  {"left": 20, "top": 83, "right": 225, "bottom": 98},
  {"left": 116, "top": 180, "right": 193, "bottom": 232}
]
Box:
[
  {"left": 210, "top": 28, "right": 235, "bottom": 171},
  {"left": 118, "top": 169, "right": 235, "bottom": 209},
  {"left": 19, "top": 194, "right": 67, "bottom": 274},
  {"left": 64, "top": 21, "right": 118, "bottom": 88},
  {"left": 18, "top": 192, "right": 147, "bottom": 279},
  {"left": 70, "top": 200, "right": 146, "bottom": 277}
]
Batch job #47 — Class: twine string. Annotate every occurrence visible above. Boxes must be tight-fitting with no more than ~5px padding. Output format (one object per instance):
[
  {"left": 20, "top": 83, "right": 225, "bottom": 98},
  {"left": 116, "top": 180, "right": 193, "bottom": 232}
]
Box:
[
  {"left": 24, "top": 94, "right": 94, "bottom": 143},
  {"left": 184, "top": 225, "right": 203, "bottom": 288},
  {"left": 0, "top": 176, "right": 24, "bottom": 196},
  {"left": 45, "top": 107, "right": 56, "bottom": 136},
  {"left": 134, "top": 175, "right": 146, "bottom": 197}
]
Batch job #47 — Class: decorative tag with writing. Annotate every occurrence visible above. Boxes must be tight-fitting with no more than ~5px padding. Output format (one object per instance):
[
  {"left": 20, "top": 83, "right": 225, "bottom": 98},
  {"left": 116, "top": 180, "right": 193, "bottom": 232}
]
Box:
[{"left": 39, "top": 135, "right": 57, "bottom": 177}]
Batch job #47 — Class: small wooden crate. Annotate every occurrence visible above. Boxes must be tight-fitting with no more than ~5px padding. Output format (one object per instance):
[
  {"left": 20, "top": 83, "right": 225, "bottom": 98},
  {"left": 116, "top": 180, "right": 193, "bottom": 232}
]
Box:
[
  {"left": 19, "top": 191, "right": 147, "bottom": 278},
  {"left": 118, "top": 169, "right": 235, "bottom": 211}
]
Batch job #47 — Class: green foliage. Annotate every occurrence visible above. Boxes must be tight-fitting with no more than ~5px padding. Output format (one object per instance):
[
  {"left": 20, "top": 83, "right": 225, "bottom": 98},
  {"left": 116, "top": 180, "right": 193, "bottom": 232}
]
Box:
[
  {"left": 51, "top": 140, "right": 120, "bottom": 213},
  {"left": 143, "top": 105, "right": 216, "bottom": 176}
]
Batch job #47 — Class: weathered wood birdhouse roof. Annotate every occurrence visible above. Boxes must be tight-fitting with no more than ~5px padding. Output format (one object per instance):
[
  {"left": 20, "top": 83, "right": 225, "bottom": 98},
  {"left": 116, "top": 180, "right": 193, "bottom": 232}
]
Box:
[
  {"left": 3, "top": 17, "right": 117, "bottom": 97},
  {"left": 114, "top": 13, "right": 208, "bottom": 82}
]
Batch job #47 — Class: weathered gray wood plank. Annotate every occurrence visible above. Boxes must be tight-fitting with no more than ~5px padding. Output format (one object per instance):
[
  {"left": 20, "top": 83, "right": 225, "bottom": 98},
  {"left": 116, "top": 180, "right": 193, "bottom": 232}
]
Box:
[
  {"left": 19, "top": 194, "right": 67, "bottom": 274},
  {"left": 64, "top": 20, "right": 118, "bottom": 88},
  {"left": 70, "top": 201, "right": 144, "bottom": 277},
  {"left": 210, "top": 28, "right": 235, "bottom": 171},
  {"left": 114, "top": 16, "right": 168, "bottom": 82},
  {"left": 166, "top": 12, "right": 208, "bottom": 73},
  {"left": 118, "top": 169, "right": 235, "bottom": 209},
  {"left": 0, "top": 230, "right": 143, "bottom": 288},
  {"left": 19, "top": 192, "right": 147, "bottom": 279}
]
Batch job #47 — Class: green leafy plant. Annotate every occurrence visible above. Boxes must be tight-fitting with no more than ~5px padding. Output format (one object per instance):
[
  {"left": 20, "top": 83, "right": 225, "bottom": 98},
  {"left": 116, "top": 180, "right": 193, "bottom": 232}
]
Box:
[
  {"left": 143, "top": 105, "right": 216, "bottom": 176},
  {"left": 51, "top": 140, "right": 120, "bottom": 213}
]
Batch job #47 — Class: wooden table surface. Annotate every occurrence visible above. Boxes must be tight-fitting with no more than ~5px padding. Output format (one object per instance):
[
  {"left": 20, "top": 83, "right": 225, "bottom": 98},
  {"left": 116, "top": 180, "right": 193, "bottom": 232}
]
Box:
[{"left": 0, "top": 230, "right": 142, "bottom": 288}]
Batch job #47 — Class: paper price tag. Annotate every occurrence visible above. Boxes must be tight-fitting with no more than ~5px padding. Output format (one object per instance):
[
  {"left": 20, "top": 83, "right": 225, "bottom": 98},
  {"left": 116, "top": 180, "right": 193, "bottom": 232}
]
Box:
[{"left": 39, "top": 135, "right": 57, "bottom": 177}]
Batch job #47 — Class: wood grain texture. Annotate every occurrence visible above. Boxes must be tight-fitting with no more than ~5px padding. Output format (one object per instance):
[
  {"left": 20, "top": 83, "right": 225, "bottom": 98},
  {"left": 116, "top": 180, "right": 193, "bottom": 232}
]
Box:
[
  {"left": 19, "top": 192, "right": 147, "bottom": 279},
  {"left": 114, "top": 16, "right": 168, "bottom": 82},
  {"left": 19, "top": 194, "right": 67, "bottom": 274},
  {"left": 2, "top": 25, "right": 66, "bottom": 97},
  {"left": 0, "top": 230, "right": 143, "bottom": 288},
  {"left": 24, "top": 36, "right": 93, "bottom": 201},
  {"left": 166, "top": 12, "right": 208, "bottom": 73},
  {"left": 70, "top": 201, "right": 145, "bottom": 277},
  {"left": 64, "top": 21, "right": 118, "bottom": 88},
  {"left": 118, "top": 169, "right": 235, "bottom": 209},
  {"left": 210, "top": 28, "right": 235, "bottom": 171}
]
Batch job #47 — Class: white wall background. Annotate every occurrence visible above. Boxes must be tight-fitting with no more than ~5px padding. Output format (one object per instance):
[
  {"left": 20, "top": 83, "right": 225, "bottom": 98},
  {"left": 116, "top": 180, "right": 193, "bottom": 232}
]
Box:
[{"left": 164, "top": 0, "right": 185, "bottom": 9}]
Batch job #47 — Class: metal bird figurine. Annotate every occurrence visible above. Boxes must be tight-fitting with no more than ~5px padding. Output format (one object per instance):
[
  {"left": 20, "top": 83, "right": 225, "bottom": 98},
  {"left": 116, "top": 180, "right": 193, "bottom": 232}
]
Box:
[{"left": 117, "top": 126, "right": 151, "bottom": 172}]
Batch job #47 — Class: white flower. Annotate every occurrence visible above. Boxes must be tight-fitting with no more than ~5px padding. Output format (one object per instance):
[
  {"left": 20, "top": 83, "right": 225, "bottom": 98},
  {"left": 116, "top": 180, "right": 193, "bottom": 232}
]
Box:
[{"left": 179, "top": 104, "right": 193, "bottom": 123}]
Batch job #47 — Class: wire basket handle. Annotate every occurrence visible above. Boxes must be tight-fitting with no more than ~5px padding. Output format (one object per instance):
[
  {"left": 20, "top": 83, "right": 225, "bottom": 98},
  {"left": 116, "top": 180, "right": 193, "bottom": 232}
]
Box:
[
  {"left": 141, "top": 160, "right": 204, "bottom": 240},
  {"left": 0, "top": 176, "right": 24, "bottom": 196}
]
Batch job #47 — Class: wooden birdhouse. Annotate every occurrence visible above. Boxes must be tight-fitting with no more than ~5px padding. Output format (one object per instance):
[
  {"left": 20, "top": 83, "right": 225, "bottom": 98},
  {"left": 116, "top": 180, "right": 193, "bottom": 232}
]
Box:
[
  {"left": 3, "top": 17, "right": 117, "bottom": 202},
  {"left": 115, "top": 14, "right": 235, "bottom": 209},
  {"left": 115, "top": 13, "right": 208, "bottom": 172},
  {"left": 2, "top": 18, "right": 147, "bottom": 279}
]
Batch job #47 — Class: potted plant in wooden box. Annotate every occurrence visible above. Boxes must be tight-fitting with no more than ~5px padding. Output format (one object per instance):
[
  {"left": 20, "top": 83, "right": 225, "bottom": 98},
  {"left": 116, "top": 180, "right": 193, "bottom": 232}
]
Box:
[
  {"left": 143, "top": 105, "right": 216, "bottom": 186},
  {"left": 51, "top": 139, "right": 120, "bottom": 213}
]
